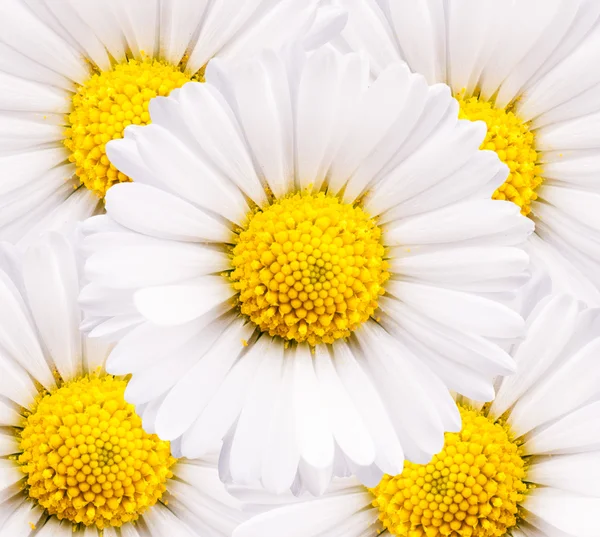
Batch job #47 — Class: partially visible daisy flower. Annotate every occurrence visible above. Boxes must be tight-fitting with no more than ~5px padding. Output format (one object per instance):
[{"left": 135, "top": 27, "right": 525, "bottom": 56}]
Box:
[
  {"left": 0, "top": 0, "right": 343, "bottom": 246},
  {"left": 0, "top": 233, "right": 244, "bottom": 536},
  {"left": 332, "top": 0, "right": 600, "bottom": 304},
  {"left": 79, "top": 45, "right": 532, "bottom": 495},
  {"left": 233, "top": 292, "right": 600, "bottom": 537}
]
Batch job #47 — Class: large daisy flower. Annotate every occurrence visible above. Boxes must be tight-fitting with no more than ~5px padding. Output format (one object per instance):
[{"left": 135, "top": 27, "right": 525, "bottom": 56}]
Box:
[
  {"left": 0, "top": 0, "right": 342, "bottom": 246},
  {"left": 233, "top": 292, "right": 600, "bottom": 537},
  {"left": 79, "top": 45, "right": 533, "bottom": 495},
  {"left": 0, "top": 233, "right": 245, "bottom": 536},
  {"left": 332, "top": 0, "right": 600, "bottom": 304}
]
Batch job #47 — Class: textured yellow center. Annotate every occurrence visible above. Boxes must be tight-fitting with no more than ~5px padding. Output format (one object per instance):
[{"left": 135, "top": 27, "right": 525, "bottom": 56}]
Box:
[
  {"left": 458, "top": 94, "right": 542, "bottom": 216},
  {"left": 18, "top": 375, "right": 175, "bottom": 529},
  {"left": 371, "top": 406, "right": 527, "bottom": 537},
  {"left": 230, "top": 192, "right": 389, "bottom": 346},
  {"left": 65, "top": 58, "right": 193, "bottom": 198}
]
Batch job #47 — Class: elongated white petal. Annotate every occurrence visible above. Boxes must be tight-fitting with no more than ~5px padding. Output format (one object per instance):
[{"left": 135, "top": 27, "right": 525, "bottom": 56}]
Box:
[{"left": 133, "top": 275, "right": 236, "bottom": 326}]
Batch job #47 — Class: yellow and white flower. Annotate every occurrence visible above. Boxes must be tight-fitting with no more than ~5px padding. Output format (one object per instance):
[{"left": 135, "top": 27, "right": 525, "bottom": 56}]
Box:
[
  {"left": 0, "top": 0, "right": 342, "bottom": 245},
  {"left": 233, "top": 293, "right": 600, "bottom": 537},
  {"left": 79, "top": 45, "right": 533, "bottom": 495},
  {"left": 332, "top": 0, "right": 600, "bottom": 305},
  {"left": 0, "top": 233, "right": 244, "bottom": 536}
]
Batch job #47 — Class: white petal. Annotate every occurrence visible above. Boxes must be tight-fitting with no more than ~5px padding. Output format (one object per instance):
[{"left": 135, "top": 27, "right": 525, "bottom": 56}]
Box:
[
  {"left": 86, "top": 240, "right": 229, "bottom": 289},
  {"left": 329, "top": 63, "right": 416, "bottom": 196},
  {"left": 518, "top": 28, "right": 600, "bottom": 122},
  {"left": 124, "top": 123, "right": 250, "bottom": 224},
  {"left": 524, "top": 488, "right": 600, "bottom": 537},
  {"left": 0, "top": 40, "right": 72, "bottom": 90},
  {"left": 159, "top": 0, "right": 209, "bottom": 66},
  {"left": 337, "top": 0, "right": 401, "bottom": 77},
  {"left": 0, "top": 270, "right": 54, "bottom": 389},
  {"left": 27, "top": 516, "right": 64, "bottom": 537},
  {"left": 104, "top": 135, "right": 159, "bottom": 188},
  {"left": 261, "top": 353, "right": 301, "bottom": 494},
  {"left": 528, "top": 452, "right": 600, "bottom": 497},
  {"left": 0, "top": 498, "right": 44, "bottom": 537},
  {"left": 491, "top": 294, "right": 580, "bottom": 419},
  {"left": 218, "top": 0, "right": 321, "bottom": 63},
  {"left": 537, "top": 185, "right": 600, "bottom": 234},
  {"left": 0, "top": 398, "right": 21, "bottom": 427},
  {"left": 314, "top": 345, "right": 376, "bottom": 468},
  {"left": 295, "top": 46, "right": 342, "bottom": 191},
  {"left": 230, "top": 338, "right": 285, "bottom": 486},
  {"left": 211, "top": 53, "right": 294, "bottom": 198},
  {"left": 385, "top": 150, "right": 506, "bottom": 220},
  {"left": 0, "top": 430, "right": 18, "bottom": 457},
  {"left": 0, "top": 71, "right": 70, "bottom": 113},
  {"left": 66, "top": 0, "right": 128, "bottom": 62},
  {"left": 508, "top": 335, "right": 600, "bottom": 437},
  {"left": 356, "top": 322, "right": 449, "bottom": 462},
  {"left": 0, "top": 349, "right": 38, "bottom": 409},
  {"left": 180, "top": 336, "right": 269, "bottom": 459},
  {"left": 333, "top": 341, "right": 405, "bottom": 476},
  {"left": 527, "top": 233, "right": 600, "bottom": 307},
  {"left": 384, "top": 199, "right": 534, "bottom": 246},
  {"left": 155, "top": 317, "right": 254, "bottom": 440},
  {"left": 380, "top": 297, "right": 516, "bottom": 378},
  {"left": 0, "top": 459, "right": 23, "bottom": 498},
  {"left": 116, "top": 0, "right": 159, "bottom": 59},
  {"left": 24, "top": 0, "right": 112, "bottom": 71},
  {"left": 106, "top": 318, "right": 210, "bottom": 375},
  {"left": 386, "top": 280, "right": 524, "bottom": 339},
  {"left": 233, "top": 491, "right": 372, "bottom": 537},
  {"left": 0, "top": 147, "right": 68, "bottom": 197},
  {"left": 175, "top": 83, "right": 267, "bottom": 206},
  {"left": 293, "top": 345, "right": 335, "bottom": 478},
  {"left": 105, "top": 183, "right": 233, "bottom": 243},
  {"left": 23, "top": 233, "right": 82, "bottom": 382},
  {"left": 365, "top": 118, "right": 486, "bottom": 217},
  {"left": 0, "top": 0, "right": 89, "bottom": 83},
  {"left": 124, "top": 323, "right": 223, "bottom": 406},
  {"left": 17, "top": 187, "right": 100, "bottom": 250},
  {"left": 315, "top": 507, "right": 380, "bottom": 537},
  {"left": 524, "top": 401, "right": 600, "bottom": 456},
  {"left": 185, "top": 0, "right": 279, "bottom": 72},
  {"left": 390, "top": 247, "right": 529, "bottom": 287},
  {"left": 537, "top": 111, "right": 600, "bottom": 151},
  {"left": 133, "top": 275, "right": 236, "bottom": 326},
  {"left": 139, "top": 502, "right": 197, "bottom": 537},
  {"left": 0, "top": 114, "right": 63, "bottom": 154}
]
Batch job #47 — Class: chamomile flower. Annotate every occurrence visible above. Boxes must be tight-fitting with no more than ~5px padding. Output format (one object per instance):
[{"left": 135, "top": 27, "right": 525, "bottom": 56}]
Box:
[
  {"left": 0, "top": 233, "right": 244, "bottom": 536},
  {"left": 332, "top": 0, "right": 600, "bottom": 304},
  {"left": 0, "top": 0, "right": 342, "bottom": 246},
  {"left": 79, "top": 46, "right": 532, "bottom": 495},
  {"left": 233, "top": 293, "right": 600, "bottom": 537}
]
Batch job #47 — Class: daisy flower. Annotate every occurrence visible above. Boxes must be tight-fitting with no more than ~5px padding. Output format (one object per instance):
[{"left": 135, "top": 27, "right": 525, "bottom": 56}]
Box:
[
  {"left": 79, "top": 45, "right": 533, "bottom": 495},
  {"left": 0, "top": 0, "right": 342, "bottom": 246},
  {"left": 233, "top": 292, "right": 600, "bottom": 537},
  {"left": 0, "top": 233, "right": 244, "bottom": 536},
  {"left": 332, "top": 0, "right": 600, "bottom": 304}
]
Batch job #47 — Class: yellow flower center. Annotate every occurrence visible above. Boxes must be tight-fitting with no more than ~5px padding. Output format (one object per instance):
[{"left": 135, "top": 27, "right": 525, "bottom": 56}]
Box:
[
  {"left": 65, "top": 58, "right": 194, "bottom": 198},
  {"left": 18, "top": 375, "right": 175, "bottom": 529},
  {"left": 371, "top": 406, "right": 527, "bottom": 537},
  {"left": 230, "top": 192, "right": 389, "bottom": 346},
  {"left": 457, "top": 94, "right": 542, "bottom": 216}
]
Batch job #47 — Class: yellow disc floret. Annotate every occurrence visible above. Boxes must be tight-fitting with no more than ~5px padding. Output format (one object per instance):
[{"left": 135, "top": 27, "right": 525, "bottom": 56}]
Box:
[
  {"left": 371, "top": 406, "right": 527, "bottom": 537},
  {"left": 65, "top": 58, "right": 193, "bottom": 198},
  {"left": 18, "top": 375, "right": 175, "bottom": 529},
  {"left": 457, "top": 94, "right": 542, "bottom": 216},
  {"left": 230, "top": 191, "right": 389, "bottom": 346}
]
